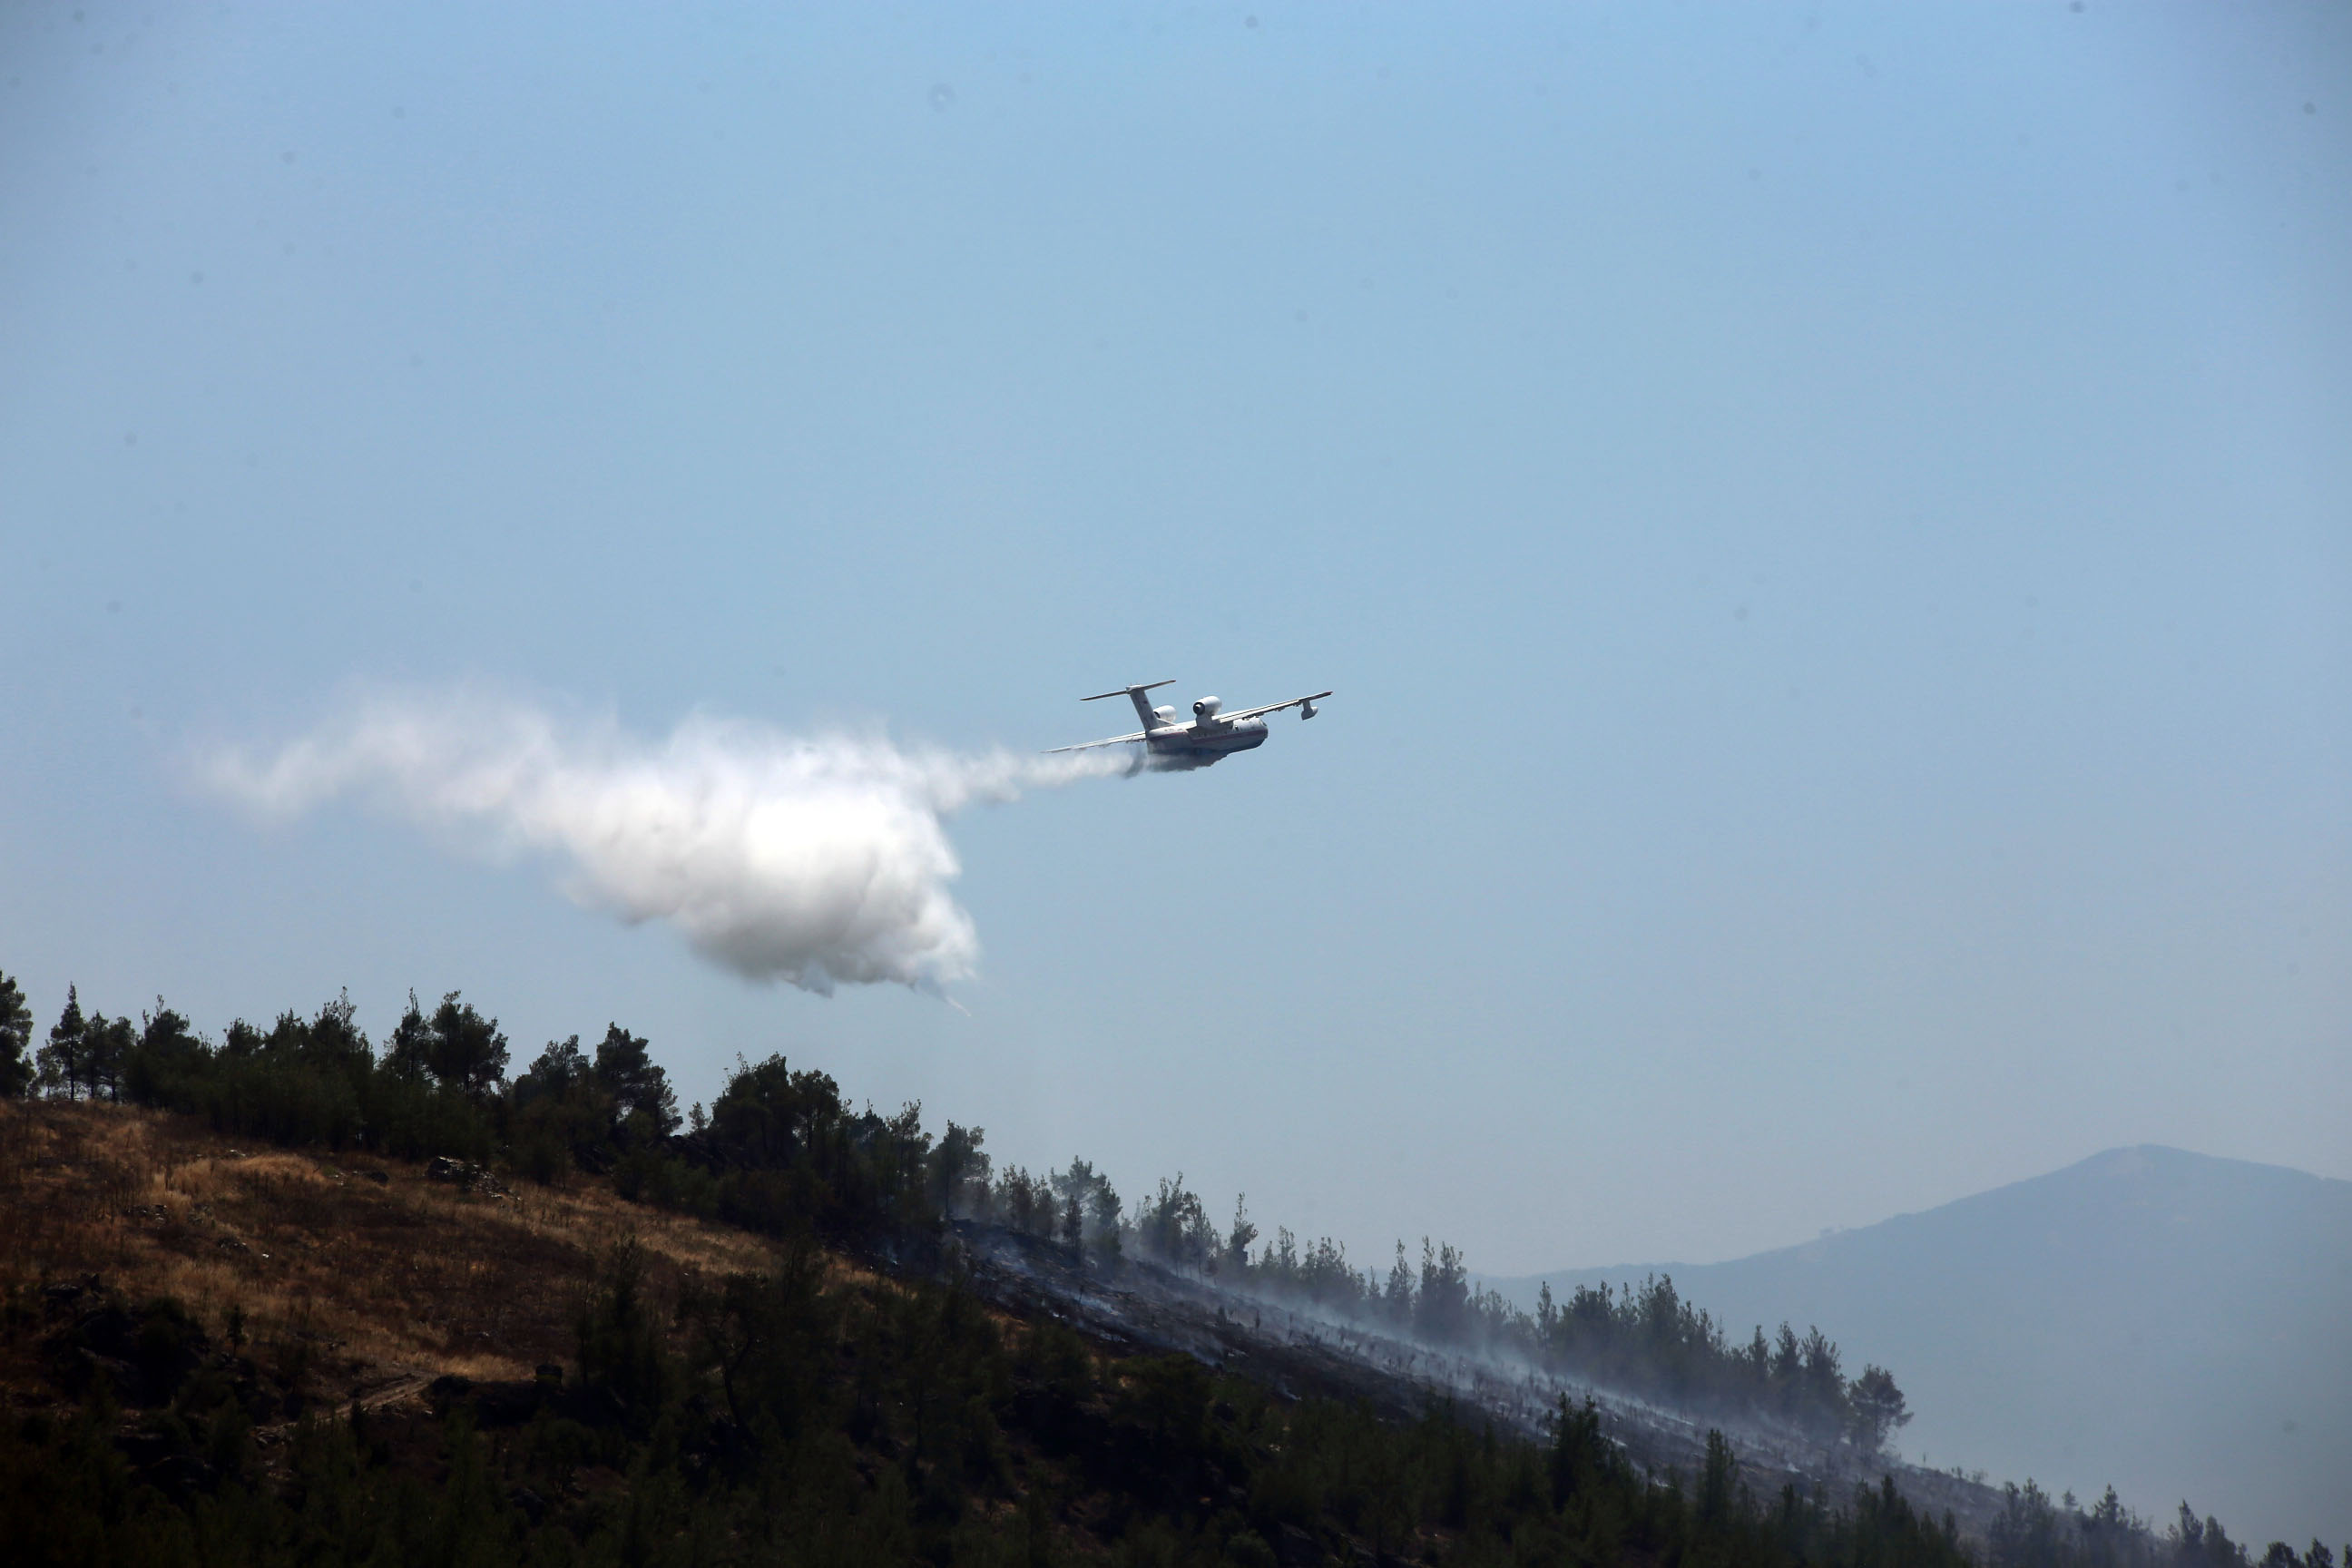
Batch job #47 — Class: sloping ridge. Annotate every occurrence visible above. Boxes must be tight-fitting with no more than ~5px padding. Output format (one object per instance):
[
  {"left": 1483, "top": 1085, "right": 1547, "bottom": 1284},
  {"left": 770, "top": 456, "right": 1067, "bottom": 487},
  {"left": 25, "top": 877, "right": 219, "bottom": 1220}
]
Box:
[{"left": 1484, "top": 1147, "right": 2352, "bottom": 1552}]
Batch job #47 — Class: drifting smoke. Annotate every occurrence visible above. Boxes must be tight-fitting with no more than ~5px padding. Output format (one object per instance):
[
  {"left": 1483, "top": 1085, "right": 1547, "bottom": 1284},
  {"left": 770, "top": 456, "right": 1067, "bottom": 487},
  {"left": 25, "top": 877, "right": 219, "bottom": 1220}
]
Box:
[{"left": 198, "top": 691, "right": 1132, "bottom": 994}]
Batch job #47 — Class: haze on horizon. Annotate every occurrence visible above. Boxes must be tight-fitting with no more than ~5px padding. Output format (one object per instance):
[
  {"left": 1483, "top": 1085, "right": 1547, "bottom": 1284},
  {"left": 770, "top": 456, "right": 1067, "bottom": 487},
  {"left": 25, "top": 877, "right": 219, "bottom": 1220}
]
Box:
[{"left": 1, "top": 0, "right": 2345, "bottom": 1294}]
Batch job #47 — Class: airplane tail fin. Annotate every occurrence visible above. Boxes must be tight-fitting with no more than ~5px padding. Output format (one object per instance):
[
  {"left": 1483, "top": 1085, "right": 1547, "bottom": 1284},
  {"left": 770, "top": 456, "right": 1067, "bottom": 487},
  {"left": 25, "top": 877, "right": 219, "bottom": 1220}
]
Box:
[{"left": 1083, "top": 679, "right": 1175, "bottom": 729}]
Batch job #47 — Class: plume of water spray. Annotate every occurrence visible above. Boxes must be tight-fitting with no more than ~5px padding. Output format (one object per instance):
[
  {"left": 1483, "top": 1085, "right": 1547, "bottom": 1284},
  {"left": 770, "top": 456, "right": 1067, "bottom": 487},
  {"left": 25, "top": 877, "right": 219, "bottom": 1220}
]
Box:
[{"left": 197, "top": 691, "right": 1132, "bottom": 994}]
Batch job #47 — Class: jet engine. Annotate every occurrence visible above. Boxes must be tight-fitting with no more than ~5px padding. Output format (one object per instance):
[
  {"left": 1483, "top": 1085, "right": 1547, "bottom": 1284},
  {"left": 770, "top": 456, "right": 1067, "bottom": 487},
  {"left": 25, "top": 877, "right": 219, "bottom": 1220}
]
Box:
[
  {"left": 1152, "top": 704, "right": 1179, "bottom": 724},
  {"left": 1191, "top": 696, "right": 1222, "bottom": 721},
  {"left": 1299, "top": 699, "right": 1318, "bottom": 720}
]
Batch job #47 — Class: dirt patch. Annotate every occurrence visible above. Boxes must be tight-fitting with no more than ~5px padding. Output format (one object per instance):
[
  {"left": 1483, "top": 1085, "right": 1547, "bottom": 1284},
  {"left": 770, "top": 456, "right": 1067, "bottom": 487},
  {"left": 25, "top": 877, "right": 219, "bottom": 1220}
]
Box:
[{"left": 0, "top": 1101, "right": 778, "bottom": 1410}]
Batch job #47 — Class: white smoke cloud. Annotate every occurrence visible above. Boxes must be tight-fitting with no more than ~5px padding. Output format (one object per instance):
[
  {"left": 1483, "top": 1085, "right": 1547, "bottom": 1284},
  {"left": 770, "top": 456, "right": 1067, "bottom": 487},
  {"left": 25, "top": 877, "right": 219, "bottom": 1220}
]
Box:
[{"left": 197, "top": 691, "right": 1132, "bottom": 994}]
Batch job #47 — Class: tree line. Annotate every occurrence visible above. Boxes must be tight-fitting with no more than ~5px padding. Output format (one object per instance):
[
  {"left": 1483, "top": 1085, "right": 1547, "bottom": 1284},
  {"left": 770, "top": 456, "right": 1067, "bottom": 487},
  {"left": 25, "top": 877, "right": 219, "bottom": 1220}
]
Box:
[
  {"left": 0, "top": 968, "right": 2101, "bottom": 1470},
  {"left": 1, "top": 1231, "right": 1990, "bottom": 1568},
  {"left": 1983, "top": 1479, "right": 2338, "bottom": 1568},
  {"left": 1102, "top": 1173, "right": 1906, "bottom": 1461},
  {"left": 3, "top": 967, "right": 2322, "bottom": 1568}
]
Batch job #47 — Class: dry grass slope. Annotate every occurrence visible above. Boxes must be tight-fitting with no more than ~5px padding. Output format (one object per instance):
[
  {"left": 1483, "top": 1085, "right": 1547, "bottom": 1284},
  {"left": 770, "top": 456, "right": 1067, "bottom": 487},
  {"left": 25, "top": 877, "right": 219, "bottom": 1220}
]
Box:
[{"left": 0, "top": 1100, "right": 795, "bottom": 1415}]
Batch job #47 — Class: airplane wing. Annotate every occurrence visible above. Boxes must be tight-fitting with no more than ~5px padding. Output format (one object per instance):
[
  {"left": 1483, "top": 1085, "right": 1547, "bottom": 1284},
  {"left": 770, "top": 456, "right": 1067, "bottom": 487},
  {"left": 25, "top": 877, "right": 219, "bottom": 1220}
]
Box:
[
  {"left": 1044, "top": 730, "right": 1149, "bottom": 754},
  {"left": 1215, "top": 691, "right": 1333, "bottom": 724}
]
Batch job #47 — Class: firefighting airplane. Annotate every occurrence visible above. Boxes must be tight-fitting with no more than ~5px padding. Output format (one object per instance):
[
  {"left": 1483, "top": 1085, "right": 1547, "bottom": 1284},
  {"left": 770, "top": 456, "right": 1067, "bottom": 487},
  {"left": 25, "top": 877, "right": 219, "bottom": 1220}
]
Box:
[{"left": 1046, "top": 680, "right": 1332, "bottom": 769}]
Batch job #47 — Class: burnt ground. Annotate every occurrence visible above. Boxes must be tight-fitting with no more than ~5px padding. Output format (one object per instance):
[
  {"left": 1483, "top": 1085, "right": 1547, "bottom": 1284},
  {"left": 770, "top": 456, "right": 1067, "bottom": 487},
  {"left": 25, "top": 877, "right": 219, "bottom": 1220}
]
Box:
[{"left": 953, "top": 1225, "right": 2012, "bottom": 1540}]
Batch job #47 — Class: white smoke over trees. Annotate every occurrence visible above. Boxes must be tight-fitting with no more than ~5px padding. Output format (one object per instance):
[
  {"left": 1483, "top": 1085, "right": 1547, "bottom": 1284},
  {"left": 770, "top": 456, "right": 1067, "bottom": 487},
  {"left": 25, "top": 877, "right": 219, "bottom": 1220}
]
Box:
[{"left": 197, "top": 691, "right": 1131, "bottom": 994}]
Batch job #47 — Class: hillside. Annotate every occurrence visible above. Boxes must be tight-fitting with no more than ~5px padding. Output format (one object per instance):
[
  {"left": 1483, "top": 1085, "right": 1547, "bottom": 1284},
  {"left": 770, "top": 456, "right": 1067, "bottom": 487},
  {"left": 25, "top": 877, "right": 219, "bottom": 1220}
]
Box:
[
  {"left": 1, "top": 1097, "right": 1984, "bottom": 1568},
  {"left": 1482, "top": 1147, "right": 2352, "bottom": 1551},
  {"left": 0, "top": 973, "right": 2323, "bottom": 1567}
]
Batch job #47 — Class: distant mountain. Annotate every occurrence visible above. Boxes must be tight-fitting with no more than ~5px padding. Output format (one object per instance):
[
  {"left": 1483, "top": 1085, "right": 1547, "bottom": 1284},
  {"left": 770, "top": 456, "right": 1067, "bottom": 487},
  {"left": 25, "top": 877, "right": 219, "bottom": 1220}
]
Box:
[{"left": 1482, "top": 1147, "right": 2352, "bottom": 1551}]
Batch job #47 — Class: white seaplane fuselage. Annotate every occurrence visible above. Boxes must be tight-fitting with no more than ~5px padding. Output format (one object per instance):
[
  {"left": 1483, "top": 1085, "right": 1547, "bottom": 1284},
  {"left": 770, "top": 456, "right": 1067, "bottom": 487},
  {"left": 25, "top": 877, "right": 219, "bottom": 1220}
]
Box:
[
  {"left": 1135, "top": 710, "right": 1272, "bottom": 769},
  {"left": 1047, "top": 680, "right": 1329, "bottom": 769}
]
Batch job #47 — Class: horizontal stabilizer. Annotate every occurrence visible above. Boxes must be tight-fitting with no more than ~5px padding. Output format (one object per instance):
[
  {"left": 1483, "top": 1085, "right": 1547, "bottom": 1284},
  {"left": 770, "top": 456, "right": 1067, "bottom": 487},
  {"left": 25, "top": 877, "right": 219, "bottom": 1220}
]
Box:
[{"left": 1082, "top": 680, "right": 1174, "bottom": 702}]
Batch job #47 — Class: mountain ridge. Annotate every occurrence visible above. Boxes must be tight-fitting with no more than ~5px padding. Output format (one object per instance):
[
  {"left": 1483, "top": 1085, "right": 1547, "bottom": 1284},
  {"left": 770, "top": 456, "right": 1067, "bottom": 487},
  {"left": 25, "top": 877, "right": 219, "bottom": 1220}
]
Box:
[
  {"left": 1531, "top": 1146, "right": 2340, "bottom": 1275},
  {"left": 1481, "top": 1144, "right": 2352, "bottom": 1553}
]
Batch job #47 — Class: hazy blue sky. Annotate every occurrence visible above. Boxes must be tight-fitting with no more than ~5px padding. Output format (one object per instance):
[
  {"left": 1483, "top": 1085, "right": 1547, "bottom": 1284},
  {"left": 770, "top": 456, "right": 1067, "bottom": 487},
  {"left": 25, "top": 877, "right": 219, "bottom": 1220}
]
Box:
[{"left": 3, "top": 2, "right": 2345, "bottom": 1277}]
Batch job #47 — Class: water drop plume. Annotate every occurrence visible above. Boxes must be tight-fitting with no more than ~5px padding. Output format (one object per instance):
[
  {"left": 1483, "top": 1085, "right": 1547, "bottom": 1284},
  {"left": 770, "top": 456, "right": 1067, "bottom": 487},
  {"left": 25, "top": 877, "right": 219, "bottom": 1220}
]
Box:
[{"left": 197, "top": 690, "right": 1132, "bottom": 994}]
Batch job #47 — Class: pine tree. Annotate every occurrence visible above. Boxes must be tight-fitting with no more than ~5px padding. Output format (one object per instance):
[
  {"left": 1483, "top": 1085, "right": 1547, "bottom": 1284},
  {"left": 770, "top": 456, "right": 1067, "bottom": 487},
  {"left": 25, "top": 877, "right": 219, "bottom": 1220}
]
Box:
[
  {"left": 1227, "top": 1193, "right": 1258, "bottom": 1274},
  {"left": 127, "top": 999, "right": 204, "bottom": 1103},
  {"left": 1384, "top": 1240, "right": 1416, "bottom": 1325},
  {"left": 426, "top": 991, "right": 509, "bottom": 1102},
  {"left": 384, "top": 989, "right": 432, "bottom": 1078},
  {"left": 1848, "top": 1364, "right": 1913, "bottom": 1459},
  {"left": 594, "top": 1023, "right": 679, "bottom": 1139},
  {"left": 1698, "top": 1427, "right": 1740, "bottom": 1527},
  {"left": 1415, "top": 1238, "right": 1470, "bottom": 1344},
  {"left": 0, "top": 970, "right": 33, "bottom": 1097},
  {"left": 85, "top": 1013, "right": 134, "bottom": 1102},
  {"left": 36, "top": 985, "right": 87, "bottom": 1100}
]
